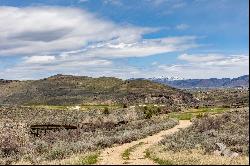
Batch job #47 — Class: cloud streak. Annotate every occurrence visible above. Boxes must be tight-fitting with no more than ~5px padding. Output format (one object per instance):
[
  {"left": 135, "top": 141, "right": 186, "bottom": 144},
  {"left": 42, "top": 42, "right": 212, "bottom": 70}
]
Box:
[
  {"left": 178, "top": 53, "right": 224, "bottom": 62},
  {"left": 23, "top": 55, "right": 56, "bottom": 64},
  {"left": 0, "top": 6, "right": 150, "bottom": 56},
  {"left": 176, "top": 24, "right": 189, "bottom": 30},
  {"left": 157, "top": 54, "right": 249, "bottom": 78}
]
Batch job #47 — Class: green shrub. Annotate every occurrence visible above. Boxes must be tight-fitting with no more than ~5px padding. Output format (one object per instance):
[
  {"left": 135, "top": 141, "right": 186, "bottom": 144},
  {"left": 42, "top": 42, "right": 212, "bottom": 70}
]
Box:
[
  {"left": 143, "top": 106, "right": 161, "bottom": 119},
  {"left": 79, "top": 153, "right": 99, "bottom": 165},
  {"left": 195, "top": 113, "right": 204, "bottom": 119},
  {"left": 103, "top": 107, "right": 110, "bottom": 115},
  {"left": 157, "top": 107, "right": 161, "bottom": 114},
  {"left": 123, "top": 104, "right": 128, "bottom": 108},
  {"left": 33, "top": 140, "right": 49, "bottom": 154},
  {"left": 144, "top": 109, "right": 153, "bottom": 119},
  {"left": 46, "top": 149, "right": 65, "bottom": 160},
  {"left": 145, "top": 149, "right": 174, "bottom": 165},
  {"left": 45, "top": 141, "right": 71, "bottom": 160}
]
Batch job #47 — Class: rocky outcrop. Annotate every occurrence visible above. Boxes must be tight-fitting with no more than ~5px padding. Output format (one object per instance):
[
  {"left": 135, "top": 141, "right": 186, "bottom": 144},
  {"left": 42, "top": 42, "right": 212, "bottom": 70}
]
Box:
[{"left": 214, "top": 143, "right": 239, "bottom": 158}]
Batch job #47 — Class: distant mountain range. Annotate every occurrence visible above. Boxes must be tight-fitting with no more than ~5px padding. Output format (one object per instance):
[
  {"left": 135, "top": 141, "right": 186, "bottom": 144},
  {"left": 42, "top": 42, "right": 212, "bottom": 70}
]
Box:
[{"left": 130, "top": 75, "right": 249, "bottom": 89}]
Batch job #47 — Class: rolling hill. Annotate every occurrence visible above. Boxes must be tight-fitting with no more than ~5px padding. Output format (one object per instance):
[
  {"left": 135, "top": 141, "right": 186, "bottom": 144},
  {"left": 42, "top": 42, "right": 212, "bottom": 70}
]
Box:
[{"left": 0, "top": 74, "right": 197, "bottom": 107}]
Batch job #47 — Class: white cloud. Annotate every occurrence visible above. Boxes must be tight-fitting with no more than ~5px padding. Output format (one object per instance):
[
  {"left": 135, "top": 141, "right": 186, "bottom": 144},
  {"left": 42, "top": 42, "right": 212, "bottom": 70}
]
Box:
[
  {"left": 78, "top": 0, "right": 89, "bottom": 3},
  {"left": 21, "top": 54, "right": 112, "bottom": 68},
  {"left": 178, "top": 53, "right": 249, "bottom": 67},
  {"left": 0, "top": 6, "right": 150, "bottom": 56},
  {"left": 178, "top": 53, "right": 224, "bottom": 62},
  {"left": 202, "top": 55, "right": 249, "bottom": 67},
  {"left": 23, "top": 55, "right": 55, "bottom": 64},
  {"left": 1, "top": 53, "right": 248, "bottom": 80},
  {"left": 0, "top": 6, "right": 202, "bottom": 80},
  {"left": 5, "top": 6, "right": 242, "bottom": 80},
  {"left": 75, "top": 36, "right": 198, "bottom": 58},
  {"left": 0, "top": 6, "right": 197, "bottom": 59},
  {"left": 103, "top": 0, "right": 123, "bottom": 6},
  {"left": 151, "top": 61, "right": 158, "bottom": 65},
  {"left": 176, "top": 24, "right": 189, "bottom": 30},
  {"left": 172, "top": 2, "right": 186, "bottom": 9},
  {"left": 147, "top": 0, "right": 166, "bottom": 6},
  {"left": 147, "top": 0, "right": 186, "bottom": 8},
  {"left": 0, "top": 55, "right": 113, "bottom": 80},
  {"left": 158, "top": 54, "right": 249, "bottom": 78}
]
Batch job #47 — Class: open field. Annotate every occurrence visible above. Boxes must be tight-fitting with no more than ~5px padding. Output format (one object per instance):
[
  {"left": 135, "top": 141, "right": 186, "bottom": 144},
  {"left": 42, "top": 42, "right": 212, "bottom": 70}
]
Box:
[{"left": 168, "top": 107, "right": 230, "bottom": 120}]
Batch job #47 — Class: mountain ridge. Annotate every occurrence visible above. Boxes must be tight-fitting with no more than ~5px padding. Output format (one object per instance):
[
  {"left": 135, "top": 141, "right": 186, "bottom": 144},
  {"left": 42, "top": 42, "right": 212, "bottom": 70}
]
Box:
[{"left": 130, "top": 75, "right": 249, "bottom": 89}]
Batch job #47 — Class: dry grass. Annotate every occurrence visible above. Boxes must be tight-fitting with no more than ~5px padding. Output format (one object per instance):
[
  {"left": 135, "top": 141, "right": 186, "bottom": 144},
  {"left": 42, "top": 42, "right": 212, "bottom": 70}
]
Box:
[
  {"left": 15, "top": 152, "right": 100, "bottom": 165},
  {"left": 168, "top": 107, "right": 229, "bottom": 120},
  {"left": 0, "top": 106, "right": 178, "bottom": 164},
  {"left": 0, "top": 106, "right": 144, "bottom": 126},
  {"left": 145, "top": 108, "right": 249, "bottom": 165},
  {"left": 161, "top": 108, "right": 249, "bottom": 155},
  {"left": 0, "top": 119, "right": 32, "bottom": 165},
  {"left": 147, "top": 145, "right": 249, "bottom": 165}
]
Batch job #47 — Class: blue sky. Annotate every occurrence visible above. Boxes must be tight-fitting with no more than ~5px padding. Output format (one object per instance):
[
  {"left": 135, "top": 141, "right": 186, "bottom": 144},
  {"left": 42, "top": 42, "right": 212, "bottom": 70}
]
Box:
[{"left": 0, "top": 0, "right": 249, "bottom": 80}]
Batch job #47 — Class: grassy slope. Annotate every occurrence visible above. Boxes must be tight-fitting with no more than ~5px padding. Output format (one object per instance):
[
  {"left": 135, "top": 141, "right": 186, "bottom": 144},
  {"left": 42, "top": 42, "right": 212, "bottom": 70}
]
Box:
[
  {"left": 0, "top": 75, "right": 194, "bottom": 106},
  {"left": 168, "top": 107, "right": 229, "bottom": 120},
  {"left": 146, "top": 108, "right": 249, "bottom": 165}
]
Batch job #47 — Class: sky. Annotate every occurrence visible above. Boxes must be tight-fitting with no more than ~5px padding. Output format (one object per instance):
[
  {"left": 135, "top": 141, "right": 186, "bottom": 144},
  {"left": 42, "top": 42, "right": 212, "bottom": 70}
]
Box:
[{"left": 0, "top": 0, "right": 249, "bottom": 80}]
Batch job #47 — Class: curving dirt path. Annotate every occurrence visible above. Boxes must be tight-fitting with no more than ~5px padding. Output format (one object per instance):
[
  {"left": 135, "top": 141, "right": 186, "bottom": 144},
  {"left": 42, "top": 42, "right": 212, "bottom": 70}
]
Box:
[{"left": 97, "top": 120, "right": 192, "bottom": 165}]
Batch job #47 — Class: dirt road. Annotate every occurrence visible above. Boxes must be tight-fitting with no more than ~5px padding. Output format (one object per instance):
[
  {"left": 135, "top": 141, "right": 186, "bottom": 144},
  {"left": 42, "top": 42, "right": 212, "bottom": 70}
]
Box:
[{"left": 97, "top": 120, "right": 192, "bottom": 165}]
